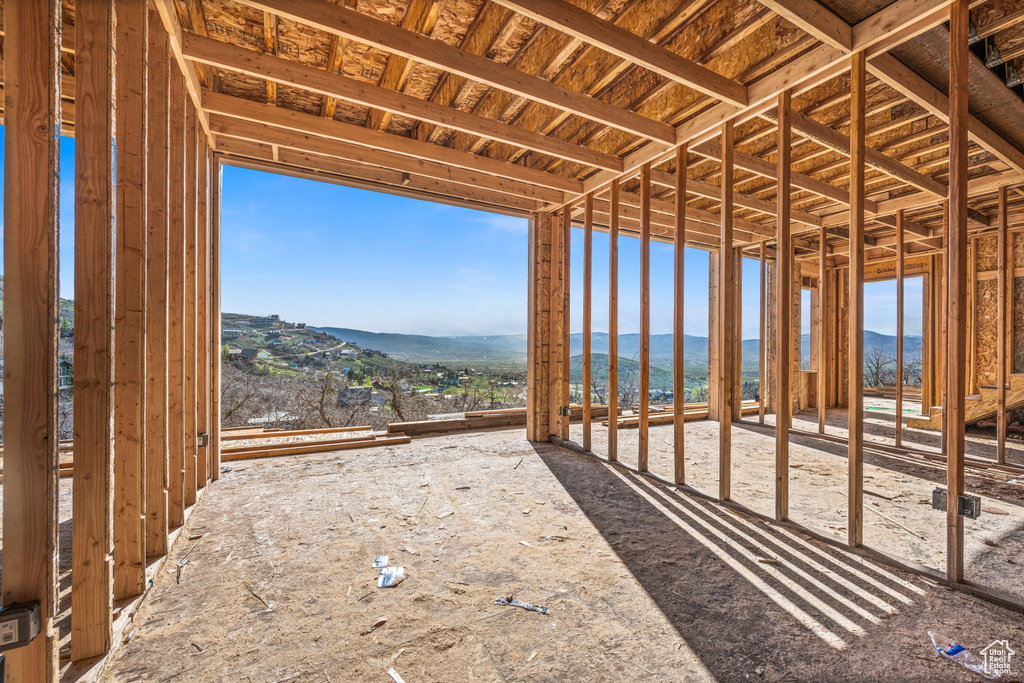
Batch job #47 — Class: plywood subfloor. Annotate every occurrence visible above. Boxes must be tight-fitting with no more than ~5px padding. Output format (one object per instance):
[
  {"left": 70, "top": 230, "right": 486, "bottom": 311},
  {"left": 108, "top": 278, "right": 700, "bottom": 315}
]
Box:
[{"left": 102, "top": 428, "right": 1024, "bottom": 682}]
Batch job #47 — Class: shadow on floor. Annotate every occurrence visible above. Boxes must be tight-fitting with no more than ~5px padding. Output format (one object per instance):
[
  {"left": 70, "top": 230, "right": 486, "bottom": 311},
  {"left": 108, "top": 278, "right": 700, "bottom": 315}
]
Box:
[{"left": 532, "top": 440, "right": 1020, "bottom": 681}]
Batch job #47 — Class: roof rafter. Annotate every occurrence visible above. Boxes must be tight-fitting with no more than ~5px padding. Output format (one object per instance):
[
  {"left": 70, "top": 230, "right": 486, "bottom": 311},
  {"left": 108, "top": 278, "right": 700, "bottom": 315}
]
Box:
[
  {"left": 489, "top": 0, "right": 748, "bottom": 106},
  {"left": 234, "top": 0, "right": 677, "bottom": 144},
  {"left": 181, "top": 34, "right": 623, "bottom": 173}
]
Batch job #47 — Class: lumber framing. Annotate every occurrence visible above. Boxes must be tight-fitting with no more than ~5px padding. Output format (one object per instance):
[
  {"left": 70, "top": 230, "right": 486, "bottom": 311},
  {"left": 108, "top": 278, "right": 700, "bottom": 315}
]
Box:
[
  {"left": 848, "top": 53, "right": 867, "bottom": 548},
  {"left": 167, "top": 70, "right": 187, "bottom": 528},
  {"left": 946, "top": 0, "right": 970, "bottom": 583},
  {"left": 184, "top": 103, "right": 199, "bottom": 509},
  {"left": 719, "top": 121, "right": 735, "bottom": 502},
  {"left": 113, "top": 0, "right": 149, "bottom": 601},
  {"left": 72, "top": 0, "right": 116, "bottom": 662},
  {"left": 146, "top": 7, "right": 171, "bottom": 558},
  {"left": 583, "top": 193, "right": 593, "bottom": 453},
  {"left": 674, "top": 145, "right": 687, "bottom": 485},
  {"left": 639, "top": 163, "right": 652, "bottom": 472},
  {"left": 608, "top": 181, "right": 620, "bottom": 462},
  {"left": 997, "top": 188, "right": 1009, "bottom": 465},
  {"left": 775, "top": 91, "right": 792, "bottom": 522}
]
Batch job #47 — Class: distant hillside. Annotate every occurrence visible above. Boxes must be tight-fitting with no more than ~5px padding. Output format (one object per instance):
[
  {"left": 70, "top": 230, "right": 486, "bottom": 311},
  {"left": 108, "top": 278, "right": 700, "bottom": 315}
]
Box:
[
  {"left": 569, "top": 353, "right": 674, "bottom": 389},
  {"left": 311, "top": 324, "right": 921, "bottom": 368}
]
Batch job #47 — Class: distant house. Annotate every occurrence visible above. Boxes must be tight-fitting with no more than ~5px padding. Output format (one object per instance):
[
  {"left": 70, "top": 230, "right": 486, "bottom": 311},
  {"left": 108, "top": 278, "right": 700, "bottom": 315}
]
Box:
[
  {"left": 59, "top": 358, "right": 73, "bottom": 388},
  {"left": 257, "top": 350, "right": 272, "bottom": 360},
  {"left": 222, "top": 329, "right": 243, "bottom": 339},
  {"left": 338, "top": 386, "right": 372, "bottom": 406},
  {"left": 340, "top": 349, "right": 356, "bottom": 357},
  {"left": 240, "top": 349, "right": 258, "bottom": 361},
  {"left": 312, "top": 331, "right": 330, "bottom": 341},
  {"left": 294, "top": 323, "right": 306, "bottom": 329},
  {"left": 266, "top": 330, "right": 281, "bottom": 338},
  {"left": 247, "top": 411, "right": 295, "bottom": 428},
  {"left": 227, "top": 348, "right": 243, "bottom": 361},
  {"left": 249, "top": 316, "right": 274, "bottom": 327}
]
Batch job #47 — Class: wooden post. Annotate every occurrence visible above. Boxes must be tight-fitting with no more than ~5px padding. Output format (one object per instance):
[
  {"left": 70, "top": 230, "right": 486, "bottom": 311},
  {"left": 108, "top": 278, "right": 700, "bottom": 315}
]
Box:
[
  {"left": 759, "top": 241, "right": 766, "bottom": 425},
  {"left": 968, "top": 238, "right": 977, "bottom": 394},
  {"left": 167, "top": 71, "right": 187, "bottom": 528},
  {"left": 114, "top": 0, "right": 148, "bottom": 600},
  {"left": 145, "top": 7, "right": 170, "bottom": 555},
  {"left": 527, "top": 213, "right": 552, "bottom": 442},
  {"left": 211, "top": 157, "right": 224, "bottom": 478},
  {"left": 583, "top": 192, "right": 593, "bottom": 452},
  {"left": 775, "top": 91, "right": 792, "bottom": 521},
  {"left": 848, "top": 52, "right": 867, "bottom": 548},
  {"left": 674, "top": 145, "right": 687, "bottom": 484},
  {"left": 547, "top": 210, "right": 564, "bottom": 439},
  {"left": 608, "top": 180, "right": 619, "bottom": 462},
  {"left": 947, "top": 0, "right": 969, "bottom": 583},
  {"left": 184, "top": 104, "right": 199, "bottom": 508},
  {"left": 72, "top": 0, "right": 116, "bottom": 662},
  {"left": 639, "top": 163, "right": 651, "bottom": 472},
  {"left": 896, "top": 211, "right": 905, "bottom": 447},
  {"left": 818, "top": 225, "right": 827, "bottom": 433},
  {"left": 197, "top": 135, "right": 210, "bottom": 486},
  {"left": 561, "top": 209, "right": 571, "bottom": 441},
  {"left": 997, "top": 187, "right": 1008, "bottom": 464},
  {"left": 719, "top": 122, "right": 735, "bottom": 501},
  {"left": 732, "top": 246, "right": 743, "bottom": 421}
]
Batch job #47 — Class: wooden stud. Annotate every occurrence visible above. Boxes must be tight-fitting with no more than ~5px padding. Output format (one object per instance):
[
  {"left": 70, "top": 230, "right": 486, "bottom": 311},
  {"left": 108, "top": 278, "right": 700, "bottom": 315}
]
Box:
[
  {"left": 639, "top": 163, "right": 651, "bottom": 472},
  {"left": 759, "top": 241, "right": 766, "bottom": 425},
  {"left": 818, "top": 224, "right": 827, "bottom": 433},
  {"left": 547, "top": 211, "right": 563, "bottom": 439},
  {"left": 197, "top": 135, "right": 210, "bottom": 487},
  {"left": 608, "top": 181, "right": 619, "bottom": 462},
  {"left": 184, "top": 104, "right": 199, "bottom": 508},
  {"left": 968, "top": 238, "right": 977, "bottom": 394},
  {"left": 896, "top": 210, "right": 905, "bottom": 447},
  {"left": 947, "top": 0, "right": 969, "bottom": 583},
  {"left": 719, "top": 122, "right": 735, "bottom": 501},
  {"left": 776, "top": 91, "right": 792, "bottom": 522},
  {"left": 114, "top": 0, "right": 148, "bottom": 601},
  {"left": 211, "top": 157, "right": 224, "bottom": 479},
  {"left": 732, "top": 246, "right": 743, "bottom": 422},
  {"left": 167, "top": 71, "right": 187, "bottom": 528},
  {"left": 997, "top": 187, "right": 1008, "bottom": 465},
  {"left": 72, "top": 0, "right": 116, "bottom": 662},
  {"left": 674, "top": 145, "right": 687, "bottom": 485},
  {"left": 145, "top": 7, "right": 170, "bottom": 556},
  {"left": 583, "top": 193, "right": 593, "bottom": 452},
  {"left": 848, "top": 52, "right": 867, "bottom": 548},
  {"left": 561, "top": 208, "right": 572, "bottom": 441}
]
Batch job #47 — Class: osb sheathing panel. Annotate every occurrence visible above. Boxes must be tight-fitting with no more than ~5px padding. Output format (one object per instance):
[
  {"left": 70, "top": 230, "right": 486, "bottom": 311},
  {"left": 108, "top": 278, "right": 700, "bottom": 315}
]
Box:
[
  {"left": 977, "top": 235, "right": 998, "bottom": 273},
  {"left": 976, "top": 278, "right": 998, "bottom": 387},
  {"left": 1014, "top": 276, "right": 1024, "bottom": 373}
]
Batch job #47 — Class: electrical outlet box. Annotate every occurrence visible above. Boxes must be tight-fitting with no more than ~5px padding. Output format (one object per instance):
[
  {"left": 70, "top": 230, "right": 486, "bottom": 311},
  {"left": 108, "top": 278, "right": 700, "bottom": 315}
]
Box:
[
  {"left": 0, "top": 602, "right": 41, "bottom": 653},
  {"left": 197, "top": 432, "right": 209, "bottom": 448},
  {"left": 957, "top": 493, "right": 982, "bottom": 520},
  {"left": 932, "top": 487, "right": 947, "bottom": 511}
]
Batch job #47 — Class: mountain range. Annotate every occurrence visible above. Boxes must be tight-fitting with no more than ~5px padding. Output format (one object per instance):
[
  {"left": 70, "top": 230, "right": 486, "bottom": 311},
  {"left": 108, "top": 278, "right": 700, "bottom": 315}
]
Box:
[{"left": 312, "top": 326, "right": 922, "bottom": 369}]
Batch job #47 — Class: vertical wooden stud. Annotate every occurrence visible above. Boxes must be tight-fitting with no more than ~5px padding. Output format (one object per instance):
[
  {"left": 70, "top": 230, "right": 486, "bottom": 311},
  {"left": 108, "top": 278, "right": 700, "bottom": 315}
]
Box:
[
  {"left": 947, "top": 0, "right": 969, "bottom": 582},
  {"left": 608, "top": 181, "right": 620, "bottom": 462},
  {"left": 759, "top": 241, "right": 766, "bottom": 425},
  {"left": 997, "top": 187, "right": 1008, "bottom": 464},
  {"left": 583, "top": 192, "right": 593, "bottom": 452},
  {"left": 562, "top": 208, "right": 571, "bottom": 441},
  {"left": 848, "top": 52, "right": 867, "bottom": 548},
  {"left": 197, "top": 135, "right": 210, "bottom": 486},
  {"left": 776, "top": 91, "right": 792, "bottom": 521},
  {"left": 818, "top": 225, "right": 827, "bottom": 433},
  {"left": 72, "top": 0, "right": 116, "bottom": 662},
  {"left": 167, "top": 71, "right": 187, "bottom": 528},
  {"left": 719, "top": 122, "right": 735, "bottom": 501},
  {"left": 212, "top": 158, "right": 224, "bottom": 478},
  {"left": 114, "top": 0, "right": 148, "bottom": 600},
  {"left": 145, "top": 8, "right": 170, "bottom": 556},
  {"left": 184, "top": 104, "right": 199, "bottom": 507},
  {"left": 639, "top": 163, "right": 652, "bottom": 472},
  {"left": 896, "top": 210, "right": 905, "bottom": 447},
  {"left": 674, "top": 145, "right": 688, "bottom": 484}
]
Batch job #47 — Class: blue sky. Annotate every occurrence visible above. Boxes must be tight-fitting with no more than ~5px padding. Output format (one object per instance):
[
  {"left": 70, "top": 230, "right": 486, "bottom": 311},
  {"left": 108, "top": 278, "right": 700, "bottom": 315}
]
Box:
[{"left": 0, "top": 128, "right": 922, "bottom": 339}]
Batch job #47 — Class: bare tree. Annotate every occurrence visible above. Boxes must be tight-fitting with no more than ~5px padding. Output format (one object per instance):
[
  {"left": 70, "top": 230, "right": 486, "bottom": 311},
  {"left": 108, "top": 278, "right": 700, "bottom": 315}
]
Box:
[
  {"left": 863, "top": 345, "right": 896, "bottom": 388},
  {"left": 292, "top": 371, "right": 341, "bottom": 428}
]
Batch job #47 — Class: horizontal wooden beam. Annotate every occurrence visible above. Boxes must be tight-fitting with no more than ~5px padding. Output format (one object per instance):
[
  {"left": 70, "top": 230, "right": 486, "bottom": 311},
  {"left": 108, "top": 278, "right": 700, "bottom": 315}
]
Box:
[
  {"left": 490, "top": 0, "right": 748, "bottom": 106},
  {"left": 203, "top": 91, "right": 579, "bottom": 199},
  {"left": 212, "top": 130, "right": 546, "bottom": 210},
  {"left": 785, "top": 109, "right": 948, "bottom": 197},
  {"left": 217, "top": 148, "right": 536, "bottom": 218},
  {"left": 180, "top": 33, "right": 623, "bottom": 173},
  {"left": 868, "top": 53, "right": 1024, "bottom": 175},
  {"left": 755, "top": 0, "right": 852, "bottom": 52},
  {"left": 235, "top": 0, "right": 676, "bottom": 144}
]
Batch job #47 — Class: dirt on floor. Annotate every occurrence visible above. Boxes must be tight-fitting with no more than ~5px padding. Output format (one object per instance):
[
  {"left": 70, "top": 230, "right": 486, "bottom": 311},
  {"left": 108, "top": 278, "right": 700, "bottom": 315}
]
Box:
[
  {"left": 98, "top": 427, "right": 1024, "bottom": 682},
  {"left": 576, "top": 399, "right": 1024, "bottom": 602}
]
